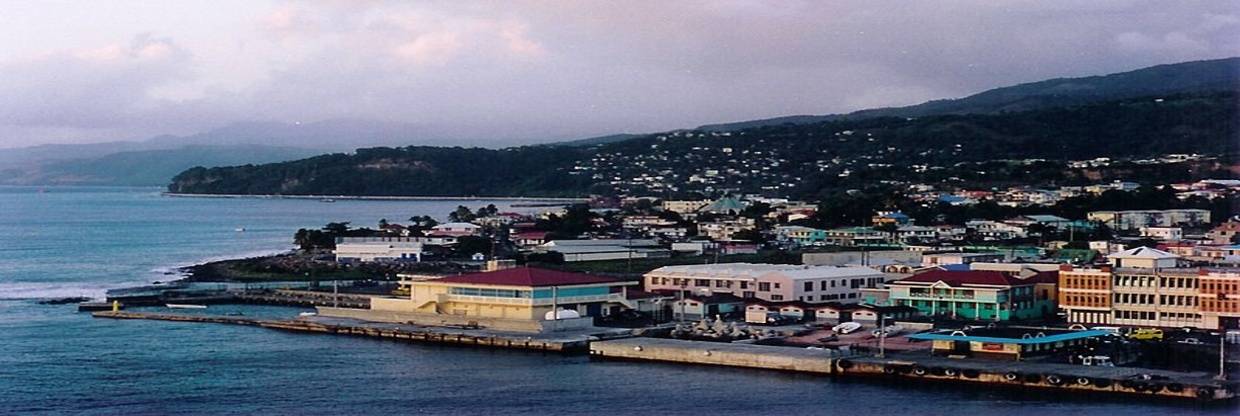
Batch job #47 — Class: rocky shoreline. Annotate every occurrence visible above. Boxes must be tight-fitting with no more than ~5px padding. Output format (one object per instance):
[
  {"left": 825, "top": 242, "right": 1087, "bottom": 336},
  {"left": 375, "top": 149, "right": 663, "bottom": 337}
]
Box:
[{"left": 178, "top": 250, "right": 476, "bottom": 282}]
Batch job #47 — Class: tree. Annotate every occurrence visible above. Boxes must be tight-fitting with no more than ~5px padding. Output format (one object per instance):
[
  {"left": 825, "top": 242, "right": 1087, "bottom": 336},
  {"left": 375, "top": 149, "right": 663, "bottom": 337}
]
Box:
[
  {"left": 448, "top": 205, "right": 476, "bottom": 223},
  {"left": 323, "top": 222, "right": 351, "bottom": 234}
]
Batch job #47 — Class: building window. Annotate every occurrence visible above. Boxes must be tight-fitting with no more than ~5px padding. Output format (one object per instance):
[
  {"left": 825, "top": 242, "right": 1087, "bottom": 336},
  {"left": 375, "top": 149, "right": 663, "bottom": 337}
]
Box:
[
  {"left": 804, "top": 282, "right": 814, "bottom": 292},
  {"left": 695, "top": 279, "right": 709, "bottom": 287},
  {"left": 820, "top": 281, "right": 828, "bottom": 290},
  {"left": 758, "top": 282, "right": 771, "bottom": 292},
  {"left": 771, "top": 295, "right": 784, "bottom": 301}
]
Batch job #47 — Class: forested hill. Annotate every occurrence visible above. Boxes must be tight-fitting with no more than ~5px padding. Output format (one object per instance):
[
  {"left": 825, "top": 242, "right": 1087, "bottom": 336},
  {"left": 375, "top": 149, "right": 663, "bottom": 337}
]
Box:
[
  {"left": 697, "top": 57, "right": 1240, "bottom": 131},
  {"left": 168, "top": 91, "right": 1238, "bottom": 198}
]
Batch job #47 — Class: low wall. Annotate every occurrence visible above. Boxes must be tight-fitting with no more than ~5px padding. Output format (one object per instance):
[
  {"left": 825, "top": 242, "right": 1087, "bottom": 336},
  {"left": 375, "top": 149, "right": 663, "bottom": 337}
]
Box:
[
  {"left": 317, "top": 307, "right": 594, "bottom": 333},
  {"left": 591, "top": 338, "right": 838, "bottom": 374}
]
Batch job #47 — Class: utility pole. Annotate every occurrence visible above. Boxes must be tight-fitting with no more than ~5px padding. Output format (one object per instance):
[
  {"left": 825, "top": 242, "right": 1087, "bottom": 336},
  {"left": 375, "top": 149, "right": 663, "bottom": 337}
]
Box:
[
  {"left": 878, "top": 313, "right": 886, "bottom": 358},
  {"left": 1218, "top": 333, "right": 1227, "bottom": 381}
]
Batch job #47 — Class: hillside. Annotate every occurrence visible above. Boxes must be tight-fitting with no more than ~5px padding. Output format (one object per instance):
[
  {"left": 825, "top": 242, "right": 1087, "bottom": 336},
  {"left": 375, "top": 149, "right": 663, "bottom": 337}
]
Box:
[
  {"left": 698, "top": 57, "right": 1240, "bottom": 131},
  {"left": 0, "top": 145, "right": 322, "bottom": 186},
  {"left": 169, "top": 91, "right": 1239, "bottom": 198}
]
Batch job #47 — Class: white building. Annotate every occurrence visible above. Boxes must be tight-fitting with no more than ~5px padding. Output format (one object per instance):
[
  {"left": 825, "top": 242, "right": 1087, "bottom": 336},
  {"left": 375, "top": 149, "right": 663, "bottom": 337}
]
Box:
[
  {"left": 1087, "top": 209, "right": 1211, "bottom": 231},
  {"left": 536, "top": 239, "right": 671, "bottom": 262},
  {"left": 430, "top": 222, "right": 483, "bottom": 237},
  {"left": 1139, "top": 226, "right": 1183, "bottom": 241},
  {"left": 1107, "top": 246, "right": 1180, "bottom": 269},
  {"left": 335, "top": 241, "right": 424, "bottom": 263},
  {"left": 644, "top": 263, "right": 887, "bottom": 304}
]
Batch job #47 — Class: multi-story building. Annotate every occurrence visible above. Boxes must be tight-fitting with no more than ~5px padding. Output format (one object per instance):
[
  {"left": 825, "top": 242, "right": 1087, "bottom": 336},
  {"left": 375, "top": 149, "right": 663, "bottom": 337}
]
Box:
[
  {"left": 823, "top": 227, "right": 886, "bottom": 246},
  {"left": 886, "top": 269, "right": 1058, "bottom": 321},
  {"left": 1057, "top": 264, "right": 1114, "bottom": 324},
  {"left": 1086, "top": 209, "right": 1211, "bottom": 231},
  {"left": 1057, "top": 247, "right": 1240, "bottom": 329},
  {"left": 697, "top": 218, "right": 756, "bottom": 240},
  {"left": 644, "top": 263, "right": 887, "bottom": 304},
  {"left": 660, "top": 200, "right": 711, "bottom": 216}
]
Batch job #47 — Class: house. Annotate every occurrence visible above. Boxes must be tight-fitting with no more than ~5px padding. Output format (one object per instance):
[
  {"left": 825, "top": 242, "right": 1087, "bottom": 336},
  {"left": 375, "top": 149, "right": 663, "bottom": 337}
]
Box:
[
  {"left": 966, "top": 220, "right": 1027, "bottom": 240},
  {"left": 364, "top": 267, "right": 638, "bottom": 333},
  {"left": 644, "top": 263, "right": 887, "bottom": 304},
  {"left": 802, "top": 250, "right": 922, "bottom": 267},
  {"left": 775, "top": 225, "right": 827, "bottom": 246},
  {"left": 697, "top": 218, "right": 757, "bottom": 240},
  {"left": 430, "top": 222, "right": 483, "bottom": 237},
  {"left": 536, "top": 239, "right": 671, "bottom": 262},
  {"left": 511, "top": 230, "right": 550, "bottom": 248},
  {"left": 887, "top": 269, "right": 1059, "bottom": 321},
  {"left": 1005, "top": 214, "right": 1070, "bottom": 228}
]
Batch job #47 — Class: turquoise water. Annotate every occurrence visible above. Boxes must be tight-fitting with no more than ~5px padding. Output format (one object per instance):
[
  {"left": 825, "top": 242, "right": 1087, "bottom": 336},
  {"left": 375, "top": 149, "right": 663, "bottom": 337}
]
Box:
[{"left": 0, "top": 186, "right": 1234, "bottom": 415}]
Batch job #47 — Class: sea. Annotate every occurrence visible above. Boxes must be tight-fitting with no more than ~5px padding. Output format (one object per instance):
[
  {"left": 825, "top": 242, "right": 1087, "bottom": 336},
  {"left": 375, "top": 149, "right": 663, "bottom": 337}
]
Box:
[{"left": 0, "top": 186, "right": 1233, "bottom": 415}]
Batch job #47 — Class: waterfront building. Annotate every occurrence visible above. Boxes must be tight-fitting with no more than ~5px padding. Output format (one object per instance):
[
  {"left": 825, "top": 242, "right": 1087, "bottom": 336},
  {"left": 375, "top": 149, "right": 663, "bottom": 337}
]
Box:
[
  {"left": 332, "top": 235, "right": 429, "bottom": 262},
  {"left": 673, "top": 293, "right": 745, "bottom": 321},
  {"left": 1086, "top": 209, "right": 1211, "bottom": 231},
  {"left": 886, "top": 269, "right": 1058, "bottom": 321},
  {"left": 644, "top": 263, "right": 887, "bottom": 304},
  {"left": 909, "top": 327, "right": 1109, "bottom": 360},
  {"left": 1057, "top": 247, "right": 1240, "bottom": 329},
  {"left": 369, "top": 267, "right": 638, "bottom": 332}
]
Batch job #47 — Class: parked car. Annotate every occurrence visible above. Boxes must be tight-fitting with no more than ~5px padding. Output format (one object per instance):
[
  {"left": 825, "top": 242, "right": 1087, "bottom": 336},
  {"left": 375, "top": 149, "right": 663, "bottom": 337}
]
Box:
[
  {"left": 1178, "top": 338, "right": 1203, "bottom": 345},
  {"left": 1128, "top": 328, "right": 1163, "bottom": 340}
]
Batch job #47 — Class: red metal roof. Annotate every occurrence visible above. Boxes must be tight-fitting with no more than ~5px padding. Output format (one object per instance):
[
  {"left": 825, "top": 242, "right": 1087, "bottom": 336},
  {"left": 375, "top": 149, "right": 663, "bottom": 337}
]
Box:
[
  {"left": 898, "top": 270, "right": 1057, "bottom": 286},
  {"left": 432, "top": 267, "right": 621, "bottom": 287}
]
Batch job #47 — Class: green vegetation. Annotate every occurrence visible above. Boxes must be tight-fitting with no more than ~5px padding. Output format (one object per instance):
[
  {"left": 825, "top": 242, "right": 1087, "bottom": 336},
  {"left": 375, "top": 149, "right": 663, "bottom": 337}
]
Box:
[{"left": 169, "top": 91, "right": 1238, "bottom": 199}]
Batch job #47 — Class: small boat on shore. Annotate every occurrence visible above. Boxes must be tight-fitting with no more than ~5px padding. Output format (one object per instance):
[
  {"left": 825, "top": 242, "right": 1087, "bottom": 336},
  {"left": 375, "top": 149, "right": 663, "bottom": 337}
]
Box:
[
  {"left": 872, "top": 325, "right": 904, "bottom": 337},
  {"left": 832, "top": 322, "right": 862, "bottom": 334},
  {"left": 166, "top": 303, "right": 207, "bottom": 309},
  {"left": 298, "top": 312, "right": 317, "bottom": 317}
]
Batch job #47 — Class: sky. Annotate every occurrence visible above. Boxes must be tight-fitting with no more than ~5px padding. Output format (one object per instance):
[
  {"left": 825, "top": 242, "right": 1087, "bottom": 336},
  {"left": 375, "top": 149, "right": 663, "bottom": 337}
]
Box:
[{"left": 0, "top": 0, "right": 1237, "bottom": 149}]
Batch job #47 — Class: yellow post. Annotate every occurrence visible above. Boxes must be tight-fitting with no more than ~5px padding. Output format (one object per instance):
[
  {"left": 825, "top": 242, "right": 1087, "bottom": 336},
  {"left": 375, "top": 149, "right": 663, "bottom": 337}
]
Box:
[{"left": 112, "top": 300, "right": 119, "bottom": 312}]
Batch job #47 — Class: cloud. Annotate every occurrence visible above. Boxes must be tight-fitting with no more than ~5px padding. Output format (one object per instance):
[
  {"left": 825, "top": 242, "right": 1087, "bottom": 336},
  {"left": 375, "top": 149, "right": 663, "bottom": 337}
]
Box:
[{"left": 2, "top": 1, "right": 1238, "bottom": 149}]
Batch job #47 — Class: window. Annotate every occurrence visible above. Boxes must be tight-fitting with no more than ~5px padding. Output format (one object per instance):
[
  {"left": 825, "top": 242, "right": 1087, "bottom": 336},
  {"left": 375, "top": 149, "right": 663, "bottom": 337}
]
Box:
[
  {"left": 820, "top": 281, "right": 828, "bottom": 290},
  {"left": 804, "top": 282, "right": 814, "bottom": 292},
  {"left": 740, "top": 282, "right": 749, "bottom": 289},
  {"left": 771, "top": 295, "right": 784, "bottom": 301},
  {"left": 758, "top": 282, "right": 771, "bottom": 292},
  {"left": 695, "top": 279, "right": 709, "bottom": 287}
]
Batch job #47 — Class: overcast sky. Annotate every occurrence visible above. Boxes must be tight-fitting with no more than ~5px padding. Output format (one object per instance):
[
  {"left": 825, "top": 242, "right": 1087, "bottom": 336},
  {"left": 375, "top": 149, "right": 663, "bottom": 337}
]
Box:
[{"left": 1, "top": 0, "right": 1237, "bottom": 149}]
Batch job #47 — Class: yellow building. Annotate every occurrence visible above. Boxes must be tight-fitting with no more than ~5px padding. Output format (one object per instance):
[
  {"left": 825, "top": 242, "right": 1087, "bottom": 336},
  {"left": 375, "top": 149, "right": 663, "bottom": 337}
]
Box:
[{"left": 366, "top": 267, "right": 637, "bottom": 332}]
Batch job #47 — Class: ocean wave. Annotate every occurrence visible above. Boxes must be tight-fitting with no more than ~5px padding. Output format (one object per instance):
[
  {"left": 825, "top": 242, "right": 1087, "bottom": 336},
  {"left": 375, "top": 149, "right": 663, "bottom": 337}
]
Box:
[
  {"left": 0, "top": 281, "right": 139, "bottom": 300},
  {"left": 148, "top": 247, "right": 294, "bottom": 277}
]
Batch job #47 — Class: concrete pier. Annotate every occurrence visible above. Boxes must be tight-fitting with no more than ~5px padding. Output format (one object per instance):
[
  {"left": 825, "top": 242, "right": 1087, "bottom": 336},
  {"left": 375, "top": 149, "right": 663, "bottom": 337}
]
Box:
[
  {"left": 591, "top": 338, "right": 1237, "bottom": 401},
  {"left": 93, "top": 311, "right": 627, "bottom": 352}
]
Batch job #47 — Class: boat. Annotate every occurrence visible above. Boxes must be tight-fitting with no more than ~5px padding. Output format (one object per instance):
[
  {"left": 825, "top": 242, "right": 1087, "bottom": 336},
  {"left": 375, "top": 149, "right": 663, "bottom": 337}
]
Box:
[
  {"left": 872, "top": 325, "right": 904, "bottom": 337},
  {"left": 298, "top": 312, "right": 318, "bottom": 317},
  {"left": 320, "top": 198, "right": 336, "bottom": 203},
  {"left": 234, "top": 227, "right": 246, "bottom": 232},
  {"left": 165, "top": 303, "right": 207, "bottom": 309},
  {"left": 832, "top": 322, "right": 862, "bottom": 334}
]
